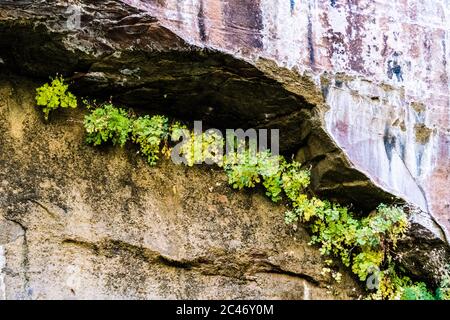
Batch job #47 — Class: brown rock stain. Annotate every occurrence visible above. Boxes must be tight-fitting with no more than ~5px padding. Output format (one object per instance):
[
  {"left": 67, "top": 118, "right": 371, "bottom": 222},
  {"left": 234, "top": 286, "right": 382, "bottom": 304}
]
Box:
[{"left": 414, "top": 123, "right": 432, "bottom": 144}]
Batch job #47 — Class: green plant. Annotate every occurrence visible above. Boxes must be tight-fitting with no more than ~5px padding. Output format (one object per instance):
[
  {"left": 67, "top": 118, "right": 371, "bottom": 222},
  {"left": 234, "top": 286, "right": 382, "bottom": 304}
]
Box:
[
  {"left": 84, "top": 104, "right": 132, "bottom": 147},
  {"left": 224, "top": 150, "right": 261, "bottom": 189},
  {"left": 364, "top": 262, "right": 450, "bottom": 300},
  {"left": 170, "top": 122, "right": 189, "bottom": 140},
  {"left": 131, "top": 115, "right": 169, "bottom": 165},
  {"left": 352, "top": 250, "right": 384, "bottom": 281},
  {"left": 368, "top": 266, "right": 410, "bottom": 300},
  {"left": 223, "top": 149, "right": 294, "bottom": 202},
  {"left": 285, "top": 191, "right": 409, "bottom": 294},
  {"left": 173, "top": 130, "right": 225, "bottom": 167},
  {"left": 281, "top": 161, "right": 310, "bottom": 203},
  {"left": 434, "top": 266, "right": 450, "bottom": 300},
  {"left": 35, "top": 76, "right": 77, "bottom": 120},
  {"left": 221, "top": 145, "right": 415, "bottom": 298},
  {"left": 202, "top": 131, "right": 225, "bottom": 166},
  {"left": 258, "top": 151, "right": 285, "bottom": 202}
]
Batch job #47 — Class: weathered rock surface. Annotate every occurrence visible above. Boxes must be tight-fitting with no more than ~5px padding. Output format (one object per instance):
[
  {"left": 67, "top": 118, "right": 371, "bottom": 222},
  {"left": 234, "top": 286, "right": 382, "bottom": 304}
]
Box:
[
  {"left": 0, "top": 76, "right": 361, "bottom": 299},
  {"left": 0, "top": 0, "right": 449, "bottom": 296}
]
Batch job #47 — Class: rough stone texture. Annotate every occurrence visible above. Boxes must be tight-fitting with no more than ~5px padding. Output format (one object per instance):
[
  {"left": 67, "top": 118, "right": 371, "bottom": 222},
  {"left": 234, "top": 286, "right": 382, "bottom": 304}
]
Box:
[
  {"left": 0, "top": 0, "right": 449, "bottom": 297},
  {"left": 0, "top": 76, "right": 361, "bottom": 299},
  {"left": 398, "top": 208, "right": 450, "bottom": 284}
]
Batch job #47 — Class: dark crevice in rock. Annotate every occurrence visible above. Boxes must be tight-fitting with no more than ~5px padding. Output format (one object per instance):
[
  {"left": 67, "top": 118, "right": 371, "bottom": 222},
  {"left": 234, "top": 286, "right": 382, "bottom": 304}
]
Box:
[
  {"left": 257, "top": 266, "right": 321, "bottom": 287},
  {"left": 157, "top": 255, "right": 197, "bottom": 270},
  {"left": 29, "top": 200, "right": 59, "bottom": 220}
]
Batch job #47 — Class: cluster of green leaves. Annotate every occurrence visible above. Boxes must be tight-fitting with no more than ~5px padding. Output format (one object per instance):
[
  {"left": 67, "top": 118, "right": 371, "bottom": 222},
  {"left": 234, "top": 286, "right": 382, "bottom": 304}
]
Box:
[
  {"left": 84, "top": 104, "right": 132, "bottom": 147},
  {"left": 401, "top": 282, "right": 436, "bottom": 300},
  {"left": 223, "top": 149, "right": 309, "bottom": 203},
  {"left": 83, "top": 104, "right": 174, "bottom": 165},
  {"left": 221, "top": 145, "right": 443, "bottom": 300},
  {"left": 435, "top": 274, "right": 450, "bottom": 300},
  {"left": 366, "top": 266, "right": 450, "bottom": 300},
  {"left": 284, "top": 188, "right": 412, "bottom": 298},
  {"left": 369, "top": 266, "right": 412, "bottom": 300},
  {"left": 223, "top": 150, "right": 262, "bottom": 189},
  {"left": 132, "top": 115, "right": 169, "bottom": 165},
  {"left": 397, "top": 266, "right": 450, "bottom": 300},
  {"left": 35, "top": 76, "right": 77, "bottom": 120},
  {"left": 285, "top": 193, "right": 407, "bottom": 275},
  {"left": 221, "top": 144, "right": 413, "bottom": 299},
  {"left": 258, "top": 152, "right": 286, "bottom": 202}
]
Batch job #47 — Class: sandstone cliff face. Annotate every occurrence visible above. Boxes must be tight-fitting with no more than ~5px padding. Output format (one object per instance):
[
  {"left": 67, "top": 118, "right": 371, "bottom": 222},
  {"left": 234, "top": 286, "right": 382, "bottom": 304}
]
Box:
[
  {"left": 0, "top": 76, "right": 360, "bottom": 299},
  {"left": 0, "top": 0, "right": 449, "bottom": 298}
]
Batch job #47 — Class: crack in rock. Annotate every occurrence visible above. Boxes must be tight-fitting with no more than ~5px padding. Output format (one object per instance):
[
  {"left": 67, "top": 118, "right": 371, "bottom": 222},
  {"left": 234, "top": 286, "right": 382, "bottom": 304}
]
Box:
[{"left": 62, "top": 238, "right": 323, "bottom": 285}]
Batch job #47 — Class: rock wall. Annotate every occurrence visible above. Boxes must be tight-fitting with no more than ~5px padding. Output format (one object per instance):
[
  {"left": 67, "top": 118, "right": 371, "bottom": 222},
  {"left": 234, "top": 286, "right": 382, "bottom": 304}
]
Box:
[
  {"left": 120, "top": 0, "right": 450, "bottom": 235},
  {"left": 0, "top": 76, "right": 360, "bottom": 299},
  {"left": 0, "top": 0, "right": 449, "bottom": 298}
]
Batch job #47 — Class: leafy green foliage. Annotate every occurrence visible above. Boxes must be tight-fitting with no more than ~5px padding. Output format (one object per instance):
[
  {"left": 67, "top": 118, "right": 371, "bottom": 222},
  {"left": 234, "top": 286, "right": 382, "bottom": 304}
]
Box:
[
  {"left": 281, "top": 161, "right": 310, "bottom": 203},
  {"left": 435, "top": 274, "right": 450, "bottom": 300},
  {"left": 84, "top": 104, "right": 131, "bottom": 147},
  {"left": 362, "top": 259, "right": 450, "bottom": 300},
  {"left": 285, "top": 194, "right": 408, "bottom": 279},
  {"left": 131, "top": 115, "right": 169, "bottom": 165},
  {"left": 170, "top": 122, "right": 189, "bottom": 141},
  {"left": 283, "top": 182, "right": 412, "bottom": 298},
  {"left": 223, "top": 150, "right": 309, "bottom": 203},
  {"left": 175, "top": 131, "right": 224, "bottom": 167},
  {"left": 202, "top": 131, "right": 225, "bottom": 166},
  {"left": 367, "top": 265, "right": 447, "bottom": 300},
  {"left": 352, "top": 250, "right": 384, "bottom": 281},
  {"left": 35, "top": 76, "right": 77, "bottom": 120},
  {"left": 258, "top": 152, "right": 285, "bottom": 202},
  {"left": 223, "top": 150, "right": 285, "bottom": 200},
  {"left": 224, "top": 150, "right": 261, "bottom": 189},
  {"left": 220, "top": 143, "right": 412, "bottom": 298},
  {"left": 369, "top": 267, "right": 410, "bottom": 300}
]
